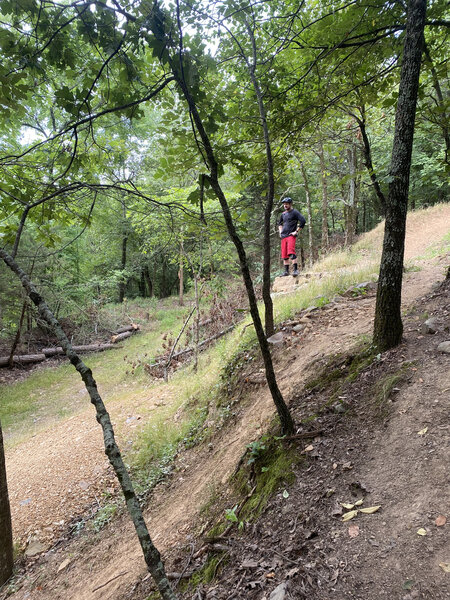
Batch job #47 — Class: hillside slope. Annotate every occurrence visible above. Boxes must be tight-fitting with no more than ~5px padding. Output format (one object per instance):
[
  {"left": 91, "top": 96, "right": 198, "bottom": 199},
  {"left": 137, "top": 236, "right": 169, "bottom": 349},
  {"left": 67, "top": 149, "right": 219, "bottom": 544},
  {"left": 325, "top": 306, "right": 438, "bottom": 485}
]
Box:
[{"left": 2, "top": 204, "right": 449, "bottom": 600}]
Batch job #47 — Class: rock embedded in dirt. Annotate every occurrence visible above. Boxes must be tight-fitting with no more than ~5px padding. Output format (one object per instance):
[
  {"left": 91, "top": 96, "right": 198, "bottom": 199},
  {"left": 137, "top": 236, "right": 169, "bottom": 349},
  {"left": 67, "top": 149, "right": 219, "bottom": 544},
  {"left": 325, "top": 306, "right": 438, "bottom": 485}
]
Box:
[
  {"left": 269, "top": 582, "right": 289, "bottom": 600},
  {"left": 293, "top": 324, "right": 305, "bottom": 333},
  {"left": 437, "top": 341, "right": 450, "bottom": 354},
  {"left": 421, "top": 317, "right": 440, "bottom": 334},
  {"left": 25, "top": 538, "right": 48, "bottom": 557},
  {"left": 267, "top": 332, "right": 284, "bottom": 345}
]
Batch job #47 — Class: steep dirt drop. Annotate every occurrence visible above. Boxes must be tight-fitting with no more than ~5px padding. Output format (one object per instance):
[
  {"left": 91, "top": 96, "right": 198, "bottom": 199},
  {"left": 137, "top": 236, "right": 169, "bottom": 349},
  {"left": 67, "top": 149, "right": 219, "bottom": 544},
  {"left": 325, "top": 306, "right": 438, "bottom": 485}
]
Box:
[{"left": 2, "top": 204, "right": 449, "bottom": 600}]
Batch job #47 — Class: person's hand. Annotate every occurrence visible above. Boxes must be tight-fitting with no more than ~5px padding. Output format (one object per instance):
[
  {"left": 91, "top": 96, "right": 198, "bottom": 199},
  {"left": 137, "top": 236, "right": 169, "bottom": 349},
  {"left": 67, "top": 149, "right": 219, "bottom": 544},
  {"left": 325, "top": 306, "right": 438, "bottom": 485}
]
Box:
[{"left": 291, "top": 231, "right": 298, "bottom": 237}]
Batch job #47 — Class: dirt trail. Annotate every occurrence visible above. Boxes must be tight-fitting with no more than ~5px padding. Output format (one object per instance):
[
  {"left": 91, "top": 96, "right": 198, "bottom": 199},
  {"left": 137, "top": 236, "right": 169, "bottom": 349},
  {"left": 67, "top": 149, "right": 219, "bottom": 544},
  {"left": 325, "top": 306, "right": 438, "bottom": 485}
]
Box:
[{"left": 3, "top": 204, "right": 450, "bottom": 600}]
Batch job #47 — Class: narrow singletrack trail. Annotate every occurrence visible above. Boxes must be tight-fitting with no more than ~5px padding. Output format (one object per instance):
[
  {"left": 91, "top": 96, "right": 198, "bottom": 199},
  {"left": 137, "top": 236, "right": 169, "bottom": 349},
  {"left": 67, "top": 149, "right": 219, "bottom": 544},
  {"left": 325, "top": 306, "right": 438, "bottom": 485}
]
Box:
[{"left": 4, "top": 204, "right": 449, "bottom": 600}]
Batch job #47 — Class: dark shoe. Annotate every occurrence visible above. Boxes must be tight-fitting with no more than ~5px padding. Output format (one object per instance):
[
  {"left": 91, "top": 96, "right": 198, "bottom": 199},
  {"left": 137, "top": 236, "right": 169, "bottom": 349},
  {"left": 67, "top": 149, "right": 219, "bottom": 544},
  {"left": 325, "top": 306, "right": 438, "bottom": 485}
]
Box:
[
  {"left": 292, "top": 269, "right": 299, "bottom": 277},
  {"left": 281, "top": 271, "right": 289, "bottom": 276}
]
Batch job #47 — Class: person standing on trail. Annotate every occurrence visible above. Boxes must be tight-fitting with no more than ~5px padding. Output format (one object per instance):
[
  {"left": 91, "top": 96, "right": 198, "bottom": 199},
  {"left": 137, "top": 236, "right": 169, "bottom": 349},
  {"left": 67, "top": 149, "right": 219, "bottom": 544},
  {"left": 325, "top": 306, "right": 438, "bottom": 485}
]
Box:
[{"left": 278, "top": 197, "right": 306, "bottom": 277}]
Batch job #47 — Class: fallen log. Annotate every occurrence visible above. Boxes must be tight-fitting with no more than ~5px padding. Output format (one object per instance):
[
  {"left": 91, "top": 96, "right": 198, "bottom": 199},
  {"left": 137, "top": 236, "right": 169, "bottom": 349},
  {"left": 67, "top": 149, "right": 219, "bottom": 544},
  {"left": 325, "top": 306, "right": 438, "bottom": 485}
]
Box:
[
  {"left": 110, "top": 331, "right": 135, "bottom": 343},
  {"left": 116, "top": 324, "right": 140, "bottom": 334},
  {"left": 147, "top": 325, "right": 235, "bottom": 370},
  {"left": 42, "top": 343, "right": 115, "bottom": 357},
  {"left": 0, "top": 353, "right": 46, "bottom": 367}
]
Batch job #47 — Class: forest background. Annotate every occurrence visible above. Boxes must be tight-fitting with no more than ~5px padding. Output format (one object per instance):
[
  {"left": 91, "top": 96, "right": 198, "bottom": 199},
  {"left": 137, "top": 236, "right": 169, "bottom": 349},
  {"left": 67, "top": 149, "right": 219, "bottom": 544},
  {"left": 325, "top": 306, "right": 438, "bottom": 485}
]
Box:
[{"left": 0, "top": 0, "right": 448, "bottom": 345}]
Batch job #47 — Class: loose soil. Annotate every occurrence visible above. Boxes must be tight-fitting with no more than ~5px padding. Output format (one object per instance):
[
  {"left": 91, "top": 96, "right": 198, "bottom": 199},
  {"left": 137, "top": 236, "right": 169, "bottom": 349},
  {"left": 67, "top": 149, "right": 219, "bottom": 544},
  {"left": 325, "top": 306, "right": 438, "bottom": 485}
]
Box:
[{"left": 1, "top": 206, "right": 449, "bottom": 600}]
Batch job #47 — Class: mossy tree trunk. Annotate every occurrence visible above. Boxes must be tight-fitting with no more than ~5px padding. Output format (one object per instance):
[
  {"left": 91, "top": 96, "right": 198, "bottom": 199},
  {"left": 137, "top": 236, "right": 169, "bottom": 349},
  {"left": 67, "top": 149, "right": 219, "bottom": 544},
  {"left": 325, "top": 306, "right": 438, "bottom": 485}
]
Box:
[{"left": 373, "top": 0, "right": 427, "bottom": 351}]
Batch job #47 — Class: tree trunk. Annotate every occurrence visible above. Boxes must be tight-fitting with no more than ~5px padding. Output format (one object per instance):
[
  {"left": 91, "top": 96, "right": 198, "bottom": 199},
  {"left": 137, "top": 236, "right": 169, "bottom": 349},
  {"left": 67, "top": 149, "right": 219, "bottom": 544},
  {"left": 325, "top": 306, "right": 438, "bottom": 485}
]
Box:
[
  {"left": 345, "top": 143, "right": 357, "bottom": 246},
  {"left": 373, "top": 0, "right": 427, "bottom": 351},
  {"left": 178, "top": 237, "right": 184, "bottom": 306},
  {"left": 356, "top": 107, "right": 387, "bottom": 214},
  {"left": 8, "top": 298, "right": 27, "bottom": 367},
  {"left": 423, "top": 41, "right": 449, "bottom": 165},
  {"left": 118, "top": 233, "right": 128, "bottom": 304},
  {"left": 0, "top": 250, "right": 178, "bottom": 600},
  {"left": 300, "top": 162, "right": 315, "bottom": 267},
  {"left": 144, "top": 265, "right": 153, "bottom": 298},
  {"left": 118, "top": 200, "right": 128, "bottom": 304},
  {"left": 163, "top": 33, "right": 294, "bottom": 433},
  {"left": 245, "top": 21, "right": 275, "bottom": 337},
  {"left": 0, "top": 421, "right": 13, "bottom": 587},
  {"left": 318, "top": 140, "right": 329, "bottom": 250}
]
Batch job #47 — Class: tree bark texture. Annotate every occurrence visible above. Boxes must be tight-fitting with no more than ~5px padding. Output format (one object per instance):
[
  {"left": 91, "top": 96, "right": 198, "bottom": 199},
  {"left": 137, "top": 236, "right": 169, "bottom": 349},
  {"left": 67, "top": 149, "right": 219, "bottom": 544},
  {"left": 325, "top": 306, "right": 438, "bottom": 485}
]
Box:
[
  {"left": 0, "top": 421, "right": 13, "bottom": 586},
  {"left": 0, "top": 250, "right": 178, "bottom": 600},
  {"left": 373, "top": 0, "right": 427, "bottom": 351}
]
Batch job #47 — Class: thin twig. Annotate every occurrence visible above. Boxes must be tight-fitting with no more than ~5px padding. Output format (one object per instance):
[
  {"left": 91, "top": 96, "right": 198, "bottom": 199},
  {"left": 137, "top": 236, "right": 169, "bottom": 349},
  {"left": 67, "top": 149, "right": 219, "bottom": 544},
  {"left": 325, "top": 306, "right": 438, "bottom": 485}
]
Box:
[{"left": 92, "top": 571, "right": 128, "bottom": 592}]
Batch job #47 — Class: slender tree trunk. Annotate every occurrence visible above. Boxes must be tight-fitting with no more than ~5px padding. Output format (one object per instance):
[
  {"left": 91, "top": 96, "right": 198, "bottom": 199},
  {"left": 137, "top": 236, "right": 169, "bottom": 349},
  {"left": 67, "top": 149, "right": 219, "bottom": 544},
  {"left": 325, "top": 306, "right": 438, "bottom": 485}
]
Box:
[
  {"left": 423, "top": 41, "right": 449, "bottom": 165},
  {"left": 345, "top": 143, "right": 357, "bottom": 246},
  {"left": 0, "top": 249, "right": 178, "bottom": 600},
  {"left": 144, "top": 265, "right": 153, "bottom": 298},
  {"left": 245, "top": 21, "right": 275, "bottom": 337},
  {"left": 178, "top": 236, "right": 184, "bottom": 307},
  {"left": 300, "top": 162, "right": 315, "bottom": 267},
  {"left": 118, "top": 229, "right": 128, "bottom": 304},
  {"left": 373, "top": 0, "right": 427, "bottom": 351},
  {"left": 193, "top": 273, "right": 200, "bottom": 373},
  {"left": 318, "top": 140, "right": 329, "bottom": 251},
  {"left": 356, "top": 107, "right": 387, "bottom": 215},
  {"left": 0, "top": 421, "right": 13, "bottom": 587},
  {"left": 8, "top": 298, "right": 27, "bottom": 367},
  {"left": 163, "top": 20, "right": 294, "bottom": 432}
]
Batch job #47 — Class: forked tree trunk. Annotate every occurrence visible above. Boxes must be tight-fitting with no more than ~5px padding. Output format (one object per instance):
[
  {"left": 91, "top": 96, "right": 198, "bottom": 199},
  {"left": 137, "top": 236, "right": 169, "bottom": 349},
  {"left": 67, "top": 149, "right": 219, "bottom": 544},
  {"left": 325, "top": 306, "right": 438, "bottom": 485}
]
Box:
[
  {"left": 0, "top": 421, "right": 13, "bottom": 587},
  {"left": 373, "top": 0, "right": 427, "bottom": 351},
  {"left": 0, "top": 249, "right": 178, "bottom": 600}
]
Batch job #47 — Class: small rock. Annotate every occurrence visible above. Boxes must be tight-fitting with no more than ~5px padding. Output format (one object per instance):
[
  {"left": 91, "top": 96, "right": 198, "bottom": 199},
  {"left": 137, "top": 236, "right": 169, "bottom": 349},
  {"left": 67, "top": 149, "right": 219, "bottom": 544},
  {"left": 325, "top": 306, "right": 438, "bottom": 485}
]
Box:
[
  {"left": 25, "top": 538, "right": 48, "bottom": 557},
  {"left": 437, "top": 341, "right": 450, "bottom": 354},
  {"left": 267, "top": 332, "right": 284, "bottom": 345},
  {"left": 269, "top": 582, "right": 288, "bottom": 600},
  {"left": 293, "top": 324, "right": 305, "bottom": 333},
  {"left": 421, "top": 317, "right": 440, "bottom": 334}
]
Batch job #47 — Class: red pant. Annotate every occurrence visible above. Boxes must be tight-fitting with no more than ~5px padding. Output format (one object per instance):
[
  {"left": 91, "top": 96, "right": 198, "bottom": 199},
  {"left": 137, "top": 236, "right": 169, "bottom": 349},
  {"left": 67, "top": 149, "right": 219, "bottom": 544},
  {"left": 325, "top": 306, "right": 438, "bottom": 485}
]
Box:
[{"left": 281, "top": 235, "right": 296, "bottom": 259}]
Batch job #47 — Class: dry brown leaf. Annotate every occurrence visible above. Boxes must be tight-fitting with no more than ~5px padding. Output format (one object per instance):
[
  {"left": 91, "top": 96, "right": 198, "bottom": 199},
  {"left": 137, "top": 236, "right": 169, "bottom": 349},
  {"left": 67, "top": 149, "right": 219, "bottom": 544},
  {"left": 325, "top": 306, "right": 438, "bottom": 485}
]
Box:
[
  {"left": 348, "top": 525, "right": 360, "bottom": 538},
  {"left": 435, "top": 515, "right": 447, "bottom": 527},
  {"left": 417, "top": 427, "right": 428, "bottom": 436},
  {"left": 360, "top": 506, "right": 381, "bottom": 514},
  {"left": 417, "top": 528, "right": 427, "bottom": 536},
  {"left": 304, "top": 444, "right": 314, "bottom": 452},
  {"left": 342, "top": 510, "right": 358, "bottom": 522},
  {"left": 439, "top": 563, "right": 450, "bottom": 573}
]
